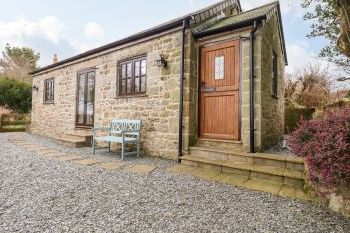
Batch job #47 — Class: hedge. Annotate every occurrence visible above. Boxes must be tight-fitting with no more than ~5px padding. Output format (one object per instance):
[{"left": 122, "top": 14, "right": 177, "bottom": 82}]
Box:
[{"left": 285, "top": 108, "right": 315, "bottom": 133}]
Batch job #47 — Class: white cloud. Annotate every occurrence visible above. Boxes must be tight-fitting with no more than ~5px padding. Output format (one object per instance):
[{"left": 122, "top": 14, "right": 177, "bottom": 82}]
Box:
[
  {"left": 84, "top": 22, "right": 104, "bottom": 38},
  {"left": 0, "top": 16, "right": 106, "bottom": 67},
  {"left": 0, "top": 16, "right": 64, "bottom": 48},
  {"left": 286, "top": 43, "right": 339, "bottom": 76}
]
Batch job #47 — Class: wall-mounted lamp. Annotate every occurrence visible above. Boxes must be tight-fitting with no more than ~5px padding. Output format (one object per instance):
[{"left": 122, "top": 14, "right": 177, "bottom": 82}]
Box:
[
  {"left": 156, "top": 54, "right": 168, "bottom": 68},
  {"left": 32, "top": 85, "right": 39, "bottom": 92}
]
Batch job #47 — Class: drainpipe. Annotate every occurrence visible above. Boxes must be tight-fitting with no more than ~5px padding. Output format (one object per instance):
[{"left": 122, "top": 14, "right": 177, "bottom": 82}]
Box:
[
  {"left": 250, "top": 21, "right": 258, "bottom": 153},
  {"left": 178, "top": 20, "right": 187, "bottom": 163}
]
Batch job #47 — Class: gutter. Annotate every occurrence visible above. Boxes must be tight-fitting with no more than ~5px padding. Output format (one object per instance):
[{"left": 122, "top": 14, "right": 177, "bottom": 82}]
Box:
[
  {"left": 249, "top": 21, "right": 258, "bottom": 153},
  {"left": 178, "top": 20, "right": 188, "bottom": 163},
  {"left": 193, "top": 15, "right": 266, "bottom": 38}
]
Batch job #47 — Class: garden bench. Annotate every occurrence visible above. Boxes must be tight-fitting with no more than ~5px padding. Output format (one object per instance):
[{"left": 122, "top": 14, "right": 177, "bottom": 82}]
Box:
[{"left": 92, "top": 119, "right": 141, "bottom": 160}]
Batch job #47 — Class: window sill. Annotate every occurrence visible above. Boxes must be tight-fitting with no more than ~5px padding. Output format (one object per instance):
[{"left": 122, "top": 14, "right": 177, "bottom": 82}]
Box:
[
  {"left": 43, "top": 102, "right": 55, "bottom": 105},
  {"left": 116, "top": 94, "right": 148, "bottom": 99}
]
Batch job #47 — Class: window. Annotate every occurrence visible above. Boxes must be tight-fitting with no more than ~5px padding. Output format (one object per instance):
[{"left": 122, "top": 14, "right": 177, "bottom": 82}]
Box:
[
  {"left": 272, "top": 51, "right": 278, "bottom": 97},
  {"left": 215, "top": 56, "right": 224, "bottom": 80},
  {"left": 118, "top": 56, "right": 147, "bottom": 95},
  {"left": 44, "top": 78, "right": 55, "bottom": 103}
]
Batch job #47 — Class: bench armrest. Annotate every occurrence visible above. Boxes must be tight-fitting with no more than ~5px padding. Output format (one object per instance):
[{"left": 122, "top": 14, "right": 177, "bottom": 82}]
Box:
[
  {"left": 93, "top": 127, "right": 110, "bottom": 132},
  {"left": 93, "top": 127, "right": 111, "bottom": 137},
  {"left": 121, "top": 130, "right": 140, "bottom": 134}
]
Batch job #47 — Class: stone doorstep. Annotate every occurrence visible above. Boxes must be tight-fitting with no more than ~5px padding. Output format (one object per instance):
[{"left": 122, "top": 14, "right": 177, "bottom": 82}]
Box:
[
  {"left": 182, "top": 155, "right": 304, "bottom": 179},
  {"left": 167, "top": 165, "right": 313, "bottom": 201},
  {"left": 96, "top": 162, "right": 124, "bottom": 170},
  {"left": 189, "top": 147, "right": 305, "bottom": 172},
  {"left": 195, "top": 139, "right": 243, "bottom": 151},
  {"left": 127, "top": 164, "right": 157, "bottom": 175},
  {"left": 73, "top": 158, "right": 103, "bottom": 166}
]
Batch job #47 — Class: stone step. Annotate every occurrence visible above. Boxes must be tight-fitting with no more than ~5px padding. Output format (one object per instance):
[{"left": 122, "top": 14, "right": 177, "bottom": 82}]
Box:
[
  {"left": 168, "top": 165, "right": 315, "bottom": 201},
  {"left": 65, "top": 129, "right": 93, "bottom": 144},
  {"left": 65, "top": 133, "right": 92, "bottom": 143},
  {"left": 57, "top": 136, "right": 91, "bottom": 148},
  {"left": 189, "top": 146, "right": 304, "bottom": 171},
  {"left": 0, "top": 125, "right": 27, "bottom": 132},
  {"left": 195, "top": 138, "right": 243, "bottom": 151},
  {"left": 181, "top": 155, "right": 305, "bottom": 188}
]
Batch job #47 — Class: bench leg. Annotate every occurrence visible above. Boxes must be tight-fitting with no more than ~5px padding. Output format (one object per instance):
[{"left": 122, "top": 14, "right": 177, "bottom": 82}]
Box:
[
  {"left": 137, "top": 141, "right": 140, "bottom": 158},
  {"left": 121, "top": 142, "right": 125, "bottom": 161},
  {"left": 92, "top": 139, "right": 96, "bottom": 154},
  {"left": 108, "top": 142, "right": 111, "bottom": 153}
]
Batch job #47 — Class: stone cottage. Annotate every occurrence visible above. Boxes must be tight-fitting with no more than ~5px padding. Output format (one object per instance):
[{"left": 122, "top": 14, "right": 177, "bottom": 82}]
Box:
[{"left": 30, "top": 0, "right": 287, "bottom": 161}]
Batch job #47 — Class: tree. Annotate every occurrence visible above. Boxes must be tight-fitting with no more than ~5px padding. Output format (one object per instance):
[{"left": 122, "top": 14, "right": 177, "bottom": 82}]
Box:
[
  {"left": 285, "top": 63, "right": 332, "bottom": 108},
  {"left": 302, "top": 0, "right": 350, "bottom": 78},
  {"left": 0, "top": 44, "right": 40, "bottom": 84},
  {"left": 0, "top": 77, "right": 32, "bottom": 114}
]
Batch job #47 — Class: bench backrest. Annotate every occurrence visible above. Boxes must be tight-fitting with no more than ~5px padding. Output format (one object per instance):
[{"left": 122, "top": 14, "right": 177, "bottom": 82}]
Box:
[{"left": 110, "top": 119, "right": 141, "bottom": 136}]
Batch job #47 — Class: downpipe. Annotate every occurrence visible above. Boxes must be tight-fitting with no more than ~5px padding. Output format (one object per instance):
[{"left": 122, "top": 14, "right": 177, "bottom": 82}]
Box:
[
  {"left": 250, "top": 21, "right": 258, "bottom": 153},
  {"left": 178, "top": 20, "right": 187, "bottom": 163}
]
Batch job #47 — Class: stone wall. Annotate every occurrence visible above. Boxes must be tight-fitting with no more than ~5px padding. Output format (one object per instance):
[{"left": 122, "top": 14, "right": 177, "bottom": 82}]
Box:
[
  {"left": 240, "top": 27, "right": 263, "bottom": 151},
  {"left": 31, "top": 29, "right": 186, "bottom": 160},
  {"left": 259, "top": 14, "right": 285, "bottom": 151},
  {"left": 31, "top": 9, "right": 285, "bottom": 158}
]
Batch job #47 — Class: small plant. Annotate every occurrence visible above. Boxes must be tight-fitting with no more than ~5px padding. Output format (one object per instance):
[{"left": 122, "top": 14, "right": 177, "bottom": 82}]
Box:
[{"left": 289, "top": 106, "right": 350, "bottom": 187}]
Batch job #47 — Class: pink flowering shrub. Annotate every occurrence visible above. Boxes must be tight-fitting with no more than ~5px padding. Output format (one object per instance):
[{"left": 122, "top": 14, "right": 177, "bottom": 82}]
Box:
[{"left": 289, "top": 106, "right": 350, "bottom": 187}]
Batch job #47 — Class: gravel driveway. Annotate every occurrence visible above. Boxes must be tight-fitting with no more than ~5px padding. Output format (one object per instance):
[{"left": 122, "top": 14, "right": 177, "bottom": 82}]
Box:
[{"left": 0, "top": 133, "right": 349, "bottom": 233}]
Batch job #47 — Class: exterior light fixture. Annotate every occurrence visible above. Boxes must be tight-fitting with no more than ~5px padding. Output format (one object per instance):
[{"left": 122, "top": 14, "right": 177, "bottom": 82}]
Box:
[
  {"left": 32, "top": 85, "right": 39, "bottom": 92},
  {"left": 156, "top": 54, "right": 168, "bottom": 68}
]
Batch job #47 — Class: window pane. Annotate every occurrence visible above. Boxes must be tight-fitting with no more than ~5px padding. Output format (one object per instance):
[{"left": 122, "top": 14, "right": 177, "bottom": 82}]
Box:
[
  {"left": 127, "top": 63, "right": 132, "bottom": 78},
  {"left": 127, "top": 78, "right": 132, "bottom": 93},
  {"left": 50, "top": 80, "right": 54, "bottom": 101},
  {"left": 135, "top": 77, "right": 140, "bottom": 93},
  {"left": 77, "top": 75, "right": 85, "bottom": 122},
  {"left": 215, "top": 56, "right": 224, "bottom": 80},
  {"left": 272, "top": 52, "right": 278, "bottom": 96},
  {"left": 141, "top": 76, "right": 146, "bottom": 92},
  {"left": 141, "top": 59, "right": 146, "bottom": 75},
  {"left": 135, "top": 61, "right": 140, "bottom": 76},
  {"left": 86, "top": 102, "right": 93, "bottom": 125},
  {"left": 121, "top": 64, "right": 126, "bottom": 78},
  {"left": 87, "top": 72, "right": 95, "bottom": 101},
  {"left": 121, "top": 79, "right": 126, "bottom": 94}
]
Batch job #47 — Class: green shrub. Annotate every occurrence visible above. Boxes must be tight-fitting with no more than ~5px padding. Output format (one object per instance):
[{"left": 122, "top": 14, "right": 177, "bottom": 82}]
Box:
[
  {"left": 0, "top": 77, "right": 32, "bottom": 114},
  {"left": 284, "top": 108, "right": 315, "bottom": 133}
]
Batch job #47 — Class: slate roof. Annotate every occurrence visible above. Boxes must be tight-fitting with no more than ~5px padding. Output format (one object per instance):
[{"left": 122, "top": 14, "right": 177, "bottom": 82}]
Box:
[
  {"left": 193, "top": 2, "right": 278, "bottom": 34},
  {"left": 193, "top": 1, "right": 288, "bottom": 65}
]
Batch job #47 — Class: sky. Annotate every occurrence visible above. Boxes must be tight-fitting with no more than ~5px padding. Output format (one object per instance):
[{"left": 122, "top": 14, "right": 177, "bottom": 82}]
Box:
[{"left": 0, "top": 0, "right": 337, "bottom": 76}]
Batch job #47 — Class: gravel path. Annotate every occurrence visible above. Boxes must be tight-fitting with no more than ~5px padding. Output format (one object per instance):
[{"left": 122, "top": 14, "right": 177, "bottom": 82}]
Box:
[{"left": 0, "top": 133, "right": 349, "bottom": 233}]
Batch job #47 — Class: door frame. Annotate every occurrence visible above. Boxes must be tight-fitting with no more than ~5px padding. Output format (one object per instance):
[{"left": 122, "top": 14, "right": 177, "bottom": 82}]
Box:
[
  {"left": 75, "top": 68, "right": 96, "bottom": 129},
  {"left": 197, "top": 38, "right": 242, "bottom": 141}
]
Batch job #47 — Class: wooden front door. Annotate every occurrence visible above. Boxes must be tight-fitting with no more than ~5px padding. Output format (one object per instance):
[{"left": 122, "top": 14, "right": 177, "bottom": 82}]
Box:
[
  {"left": 199, "top": 40, "right": 240, "bottom": 140},
  {"left": 76, "top": 70, "right": 95, "bottom": 127}
]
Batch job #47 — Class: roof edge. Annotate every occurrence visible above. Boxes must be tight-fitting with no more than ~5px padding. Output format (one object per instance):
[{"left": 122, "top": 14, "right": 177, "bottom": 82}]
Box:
[{"left": 193, "top": 15, "right": 267, "bottom": 37}]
